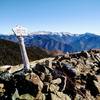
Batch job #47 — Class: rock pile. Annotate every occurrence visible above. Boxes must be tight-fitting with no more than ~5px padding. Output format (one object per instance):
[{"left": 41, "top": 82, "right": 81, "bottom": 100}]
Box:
[{"left": 0, "top": 49, "right": 100, "bottom": 100}]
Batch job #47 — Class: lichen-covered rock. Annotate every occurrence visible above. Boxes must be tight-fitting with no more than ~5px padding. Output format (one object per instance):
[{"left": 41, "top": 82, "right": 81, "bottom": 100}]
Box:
[
  {"left": 18, "top": 93, "right": 35, "bottom": 100},
  {"left": 50, "top": 92, "right": 71, "bottom": 100}
]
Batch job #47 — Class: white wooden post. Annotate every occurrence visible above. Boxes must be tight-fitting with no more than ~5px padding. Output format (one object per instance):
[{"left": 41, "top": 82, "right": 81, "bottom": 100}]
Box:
[{"left": 12, "top": 25, "right": 30, "bottom": 71}]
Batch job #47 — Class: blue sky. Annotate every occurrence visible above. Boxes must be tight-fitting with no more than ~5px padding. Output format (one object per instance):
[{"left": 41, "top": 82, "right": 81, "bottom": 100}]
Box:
[{"left": 0, "top": 0, "right": 100, "bottom": 34}]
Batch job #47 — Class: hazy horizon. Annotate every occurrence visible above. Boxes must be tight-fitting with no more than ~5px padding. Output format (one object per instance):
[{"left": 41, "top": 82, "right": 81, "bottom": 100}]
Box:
[{"left": 0, "top": 0, "right": 100, "bottom": 35}]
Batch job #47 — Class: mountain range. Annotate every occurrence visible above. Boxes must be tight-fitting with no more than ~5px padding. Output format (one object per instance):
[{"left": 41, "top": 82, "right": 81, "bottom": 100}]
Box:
[{"left": 0, "top": 32, "right": 100, "bottom": 52}]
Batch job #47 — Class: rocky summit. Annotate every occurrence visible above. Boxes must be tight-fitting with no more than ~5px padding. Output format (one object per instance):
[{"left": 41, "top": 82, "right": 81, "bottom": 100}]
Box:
[{"left": 0, "top": 49, "right": 100, "bottom": 100}]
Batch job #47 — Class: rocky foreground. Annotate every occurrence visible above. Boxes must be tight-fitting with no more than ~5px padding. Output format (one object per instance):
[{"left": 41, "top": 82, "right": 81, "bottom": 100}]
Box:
[{"left": 0, "top": 49, "right": 100, "bottom": 100}]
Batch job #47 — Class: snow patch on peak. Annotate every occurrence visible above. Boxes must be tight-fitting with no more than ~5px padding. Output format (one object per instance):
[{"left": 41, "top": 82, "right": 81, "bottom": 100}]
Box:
[
  {"left": 29, "top": 31, "right": 79, "bottom": 36},
  {"left": 29, "top": 31, "right": 51, "bottom": 35}
]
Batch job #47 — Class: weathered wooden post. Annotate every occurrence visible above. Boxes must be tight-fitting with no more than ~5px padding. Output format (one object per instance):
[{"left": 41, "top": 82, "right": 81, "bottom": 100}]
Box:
[{"left": 12, "top": 25, "right": 30, "bottom": 71}]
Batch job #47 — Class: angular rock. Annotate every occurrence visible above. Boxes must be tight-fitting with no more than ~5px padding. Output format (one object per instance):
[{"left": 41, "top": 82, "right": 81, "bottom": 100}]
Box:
[
  {"left": 51, "top": 78, "right": 61, "bottom": 85},
  {"left": 25, "top": 73, "right": 43, "bottom": 91}
]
